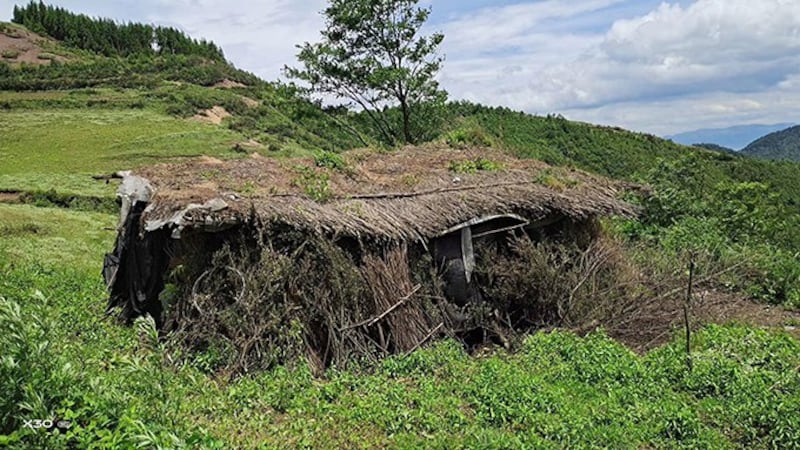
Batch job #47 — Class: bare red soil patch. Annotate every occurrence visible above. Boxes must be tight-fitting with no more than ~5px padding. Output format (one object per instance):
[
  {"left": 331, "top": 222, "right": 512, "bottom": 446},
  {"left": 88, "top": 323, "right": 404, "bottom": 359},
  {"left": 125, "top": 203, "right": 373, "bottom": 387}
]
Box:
[
  {"left": 191, "top": 106, "right": 232, "bottom": 125},
  {"left": 0, "top": 25, "right": 67, "bottom": 65}
]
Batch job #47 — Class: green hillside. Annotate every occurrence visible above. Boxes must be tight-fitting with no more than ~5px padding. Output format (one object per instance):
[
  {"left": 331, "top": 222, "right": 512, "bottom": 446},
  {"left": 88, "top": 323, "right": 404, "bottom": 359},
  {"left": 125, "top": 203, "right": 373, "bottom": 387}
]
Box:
[
  {"left": 2, "top": 4, "right": 800, "bottom": 448},
  {"left": 742, "top": 125, "right": 800, "bottom": 161},
  {"left": 692, "top": 142, "right": 738, "bottom": 154}
]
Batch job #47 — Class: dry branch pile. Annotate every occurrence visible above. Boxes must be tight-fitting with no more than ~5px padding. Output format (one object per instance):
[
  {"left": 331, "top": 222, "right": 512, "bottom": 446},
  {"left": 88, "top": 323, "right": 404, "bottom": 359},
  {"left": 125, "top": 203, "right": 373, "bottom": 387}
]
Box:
[{"left": 164, "top": 226, "right": 452, "bottom": 374}]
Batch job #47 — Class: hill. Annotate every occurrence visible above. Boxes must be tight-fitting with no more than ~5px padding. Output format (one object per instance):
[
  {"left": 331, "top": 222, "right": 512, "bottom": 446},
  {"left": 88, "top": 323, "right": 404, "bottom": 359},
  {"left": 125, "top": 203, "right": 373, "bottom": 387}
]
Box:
[
  {"left": 437, "top": 105, "right": 800, "bottom": 214},
  {"left": 0, "top": 22, "right": 69, "bottom": 65},
  {"left": 668, "top": 123, "right": 795, "bottom": 150},
  {"left": 741, "top": 125, "right": 800, "bottom": 161}
]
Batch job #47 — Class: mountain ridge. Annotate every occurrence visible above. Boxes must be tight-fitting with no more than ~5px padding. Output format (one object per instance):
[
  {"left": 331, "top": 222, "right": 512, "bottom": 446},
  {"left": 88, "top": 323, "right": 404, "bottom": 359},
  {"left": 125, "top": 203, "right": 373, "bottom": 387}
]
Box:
[
  {"left": 741, "top": 125, "right": 800, "bottom": 161},
  {"left": 668, "top": 123, "right": 795, "bottom": 150}
]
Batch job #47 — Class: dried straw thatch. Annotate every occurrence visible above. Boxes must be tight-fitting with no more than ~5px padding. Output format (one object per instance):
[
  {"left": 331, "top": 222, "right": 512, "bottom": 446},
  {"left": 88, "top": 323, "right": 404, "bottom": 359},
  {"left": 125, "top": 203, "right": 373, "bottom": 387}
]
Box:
[{"left": 133, "top": 145, "right": 636, "bottom": 242}]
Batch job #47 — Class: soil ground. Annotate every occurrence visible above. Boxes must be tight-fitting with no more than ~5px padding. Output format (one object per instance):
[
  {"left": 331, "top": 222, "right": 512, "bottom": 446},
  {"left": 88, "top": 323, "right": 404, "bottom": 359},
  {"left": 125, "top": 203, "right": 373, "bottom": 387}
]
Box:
[
  {"left": 0, "top": 191, "right": 21, "bottom": 203},
  {"left": 192, "top": 105, "right": 231, "bottom": 125},
  {"left": 0, "top": 24, "right": 67, "bottom": 65},
  {"left": 608, "top": 289, "right": 800, "bottom": 352}
]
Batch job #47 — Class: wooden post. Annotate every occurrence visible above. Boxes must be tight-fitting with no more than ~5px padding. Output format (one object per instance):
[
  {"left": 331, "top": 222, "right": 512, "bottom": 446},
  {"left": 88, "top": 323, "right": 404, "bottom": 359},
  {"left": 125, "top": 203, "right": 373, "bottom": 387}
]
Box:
[{"left": 683, "top": 258, "right": 695, "bottom": 373}]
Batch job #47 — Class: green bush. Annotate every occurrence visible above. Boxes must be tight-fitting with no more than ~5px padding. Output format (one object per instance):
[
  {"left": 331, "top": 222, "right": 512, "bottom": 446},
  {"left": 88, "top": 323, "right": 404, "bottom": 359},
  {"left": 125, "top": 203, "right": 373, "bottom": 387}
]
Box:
[
  {"left": 741, "top": 247, "right": 800, "bottom": 306},
  {"left": 1, "top": 49, "right": 20, "bottom": 59},
  {"left": 449, "top": 157, "right": 502, "bottom": 174},
  {"left": 292, "top": 165, "right": 332, "bottom": 202},
  {"left": 313, "top": 150, "right": 347, "bottom": 171},
  {"left": 444, "top": 126, "right": 493, "bottom": 149}
]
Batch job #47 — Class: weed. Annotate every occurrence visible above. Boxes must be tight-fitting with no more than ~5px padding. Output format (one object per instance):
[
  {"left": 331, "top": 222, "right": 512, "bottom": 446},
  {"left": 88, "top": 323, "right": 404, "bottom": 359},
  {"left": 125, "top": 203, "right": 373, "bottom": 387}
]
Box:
[
  {"left": 199, "top": 170, "right": 220, "bottom": 180},
  {"left": 444, "top": 126, "right": 493, "bottom": 149},
  {"left": 533, "top": 169, "right": 578, "bottom": 191},
  {"left": 292, "top": 165, "right": 331, "bottom": 202},
  {"left": 314, "top": 150, "right": 347, "bottom": 171},
  {"left": 448, "top": 157, "right": 502, "bottom": 174},
  {"left": 238, "top": 181, "right": 256, "bottom": 195},
  {"left": 401, "top": 174, "right": 419, "bottom": 186}
]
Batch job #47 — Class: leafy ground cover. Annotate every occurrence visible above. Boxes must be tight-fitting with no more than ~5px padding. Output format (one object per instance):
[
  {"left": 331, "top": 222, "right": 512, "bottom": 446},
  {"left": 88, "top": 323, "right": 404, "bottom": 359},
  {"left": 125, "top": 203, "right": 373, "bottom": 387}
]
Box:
[
  {"left": 1, "top": 108, "right": 798, "bottom": 447},
  {"left": 1, "top": 272, "right": 799, "bottom": 448},
  {"left": 0, "top": 200, "right": 799, "bottom": 449}
]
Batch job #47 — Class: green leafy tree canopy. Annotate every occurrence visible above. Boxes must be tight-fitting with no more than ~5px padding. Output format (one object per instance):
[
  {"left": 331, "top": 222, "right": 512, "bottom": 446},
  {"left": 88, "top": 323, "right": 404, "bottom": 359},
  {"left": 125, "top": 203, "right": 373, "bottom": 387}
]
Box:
[{"left": 286, "top": 0, "right": 446, "bottom": 145}]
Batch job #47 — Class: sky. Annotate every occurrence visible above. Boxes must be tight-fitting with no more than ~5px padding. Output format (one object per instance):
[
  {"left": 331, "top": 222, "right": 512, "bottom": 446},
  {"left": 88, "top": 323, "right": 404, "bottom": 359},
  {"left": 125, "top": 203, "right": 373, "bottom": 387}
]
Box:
[{"left": 2, "top": 0, "right": 799, "bottom": 136}]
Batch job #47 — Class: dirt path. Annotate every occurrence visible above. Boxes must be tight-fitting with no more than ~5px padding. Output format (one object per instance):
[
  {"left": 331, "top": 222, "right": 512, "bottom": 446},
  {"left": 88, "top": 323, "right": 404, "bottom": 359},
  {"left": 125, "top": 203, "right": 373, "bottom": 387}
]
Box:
[{"left": 0, "top": 191, "right": 21, "bottom": 203}]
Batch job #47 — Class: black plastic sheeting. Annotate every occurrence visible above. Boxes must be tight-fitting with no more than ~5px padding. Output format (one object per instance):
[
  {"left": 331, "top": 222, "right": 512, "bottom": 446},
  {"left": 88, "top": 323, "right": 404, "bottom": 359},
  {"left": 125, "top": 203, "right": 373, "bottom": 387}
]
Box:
[{"left": 103, "top": 201, "right": 171, "bottom": 326}]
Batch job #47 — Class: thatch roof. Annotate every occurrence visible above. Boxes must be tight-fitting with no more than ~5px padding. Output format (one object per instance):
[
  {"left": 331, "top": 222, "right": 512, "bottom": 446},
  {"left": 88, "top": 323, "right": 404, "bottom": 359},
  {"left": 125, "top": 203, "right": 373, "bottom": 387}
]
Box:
[{"left": 127, "top": 145, "right": 636, "bottom": 242}]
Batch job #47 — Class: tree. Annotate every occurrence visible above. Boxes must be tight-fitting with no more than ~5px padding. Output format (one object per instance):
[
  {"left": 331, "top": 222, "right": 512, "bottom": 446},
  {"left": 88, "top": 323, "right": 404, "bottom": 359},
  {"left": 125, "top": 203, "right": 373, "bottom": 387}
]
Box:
[{"left": 286, "top": 0, "right": 446, "bottom": 144}]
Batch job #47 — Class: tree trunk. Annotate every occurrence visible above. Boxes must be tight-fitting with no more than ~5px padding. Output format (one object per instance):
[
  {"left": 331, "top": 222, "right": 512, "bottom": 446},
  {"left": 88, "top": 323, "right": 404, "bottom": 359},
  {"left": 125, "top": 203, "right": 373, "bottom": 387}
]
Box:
[{"left": 401, "top": 99, "right": 412, "bottom": 144}]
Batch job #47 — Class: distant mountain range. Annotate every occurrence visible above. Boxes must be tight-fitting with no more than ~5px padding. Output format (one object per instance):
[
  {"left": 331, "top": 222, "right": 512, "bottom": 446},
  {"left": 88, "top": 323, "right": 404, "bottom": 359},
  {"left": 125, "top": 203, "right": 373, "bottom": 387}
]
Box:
[
  {"left": 668, "top": 123, "right": 795, "bottom": 150},
  {"left": 740, "top": 125, "right": 800, "bottom": 161}
]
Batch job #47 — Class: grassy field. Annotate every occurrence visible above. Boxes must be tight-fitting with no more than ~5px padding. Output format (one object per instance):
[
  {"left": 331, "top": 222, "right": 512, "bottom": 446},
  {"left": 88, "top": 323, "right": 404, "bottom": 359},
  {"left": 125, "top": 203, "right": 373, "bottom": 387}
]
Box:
[
  {"left": 0, "top": 109, "right": 247, "bottom": 197},
  {"left": 0, "top": 203, "right": 114, "bottom": 269}
]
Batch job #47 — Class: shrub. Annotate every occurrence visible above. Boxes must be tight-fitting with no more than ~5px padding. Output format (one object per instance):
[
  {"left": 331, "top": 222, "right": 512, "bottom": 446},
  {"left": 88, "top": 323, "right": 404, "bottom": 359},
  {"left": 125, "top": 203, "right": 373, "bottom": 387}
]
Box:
[
  {"left": 740, "top": 247, "right": 800, "bottom": 306},
  {"left": 292, "top": 165, "right": 332, "bottom": 202},
  {"left": 166, "top": 231, "right": 365, "bottom": 374},
  {"left": 444, "top": 126, "right": 493, "bottom": 149},
  {"left": 313, "top": 151, "right": 347, "bottom": 171},
  {"left": 1, "top": 49, "right": 20, "bottom": 59},
  {"left": 475, "top": 234, "right": 634, "bottom": 329},
  {"left": 449, "top": 157, "right": 502, "bottom": 174}
]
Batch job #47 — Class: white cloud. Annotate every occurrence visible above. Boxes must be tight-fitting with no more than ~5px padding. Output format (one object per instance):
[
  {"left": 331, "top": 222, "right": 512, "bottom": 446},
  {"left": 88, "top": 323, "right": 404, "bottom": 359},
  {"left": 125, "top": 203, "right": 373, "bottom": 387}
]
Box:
[
  {"left": 604, "top": 1, "right": 800, "bottom": 64},
  {"left": 438, "top": 0, "right": 625, "bottom": 56},
  {"left": 561, "top": 89, "right": 798, "bottom": 136},
  {"left": 439, "top": 0, "right": 800, "bottom": 134},
  {"left": 145, "top": 0, "right": 326, "bottom": 79}
]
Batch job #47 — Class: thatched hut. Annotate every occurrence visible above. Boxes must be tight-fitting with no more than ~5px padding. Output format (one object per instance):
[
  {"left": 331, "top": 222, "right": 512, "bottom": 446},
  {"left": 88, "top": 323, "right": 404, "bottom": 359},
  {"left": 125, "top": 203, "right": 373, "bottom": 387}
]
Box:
[{"left": 103, "top": 146, "right": 636, "bottom": 372}]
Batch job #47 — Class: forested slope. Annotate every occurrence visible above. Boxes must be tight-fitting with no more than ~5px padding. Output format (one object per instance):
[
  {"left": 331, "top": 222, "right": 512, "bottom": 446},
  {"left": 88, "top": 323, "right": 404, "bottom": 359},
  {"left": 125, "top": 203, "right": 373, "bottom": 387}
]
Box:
[{"left": 742, "top": 125, "right": 800, "bottom": 161}]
